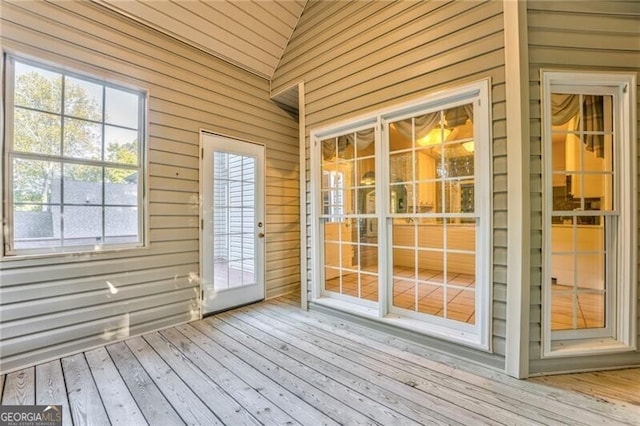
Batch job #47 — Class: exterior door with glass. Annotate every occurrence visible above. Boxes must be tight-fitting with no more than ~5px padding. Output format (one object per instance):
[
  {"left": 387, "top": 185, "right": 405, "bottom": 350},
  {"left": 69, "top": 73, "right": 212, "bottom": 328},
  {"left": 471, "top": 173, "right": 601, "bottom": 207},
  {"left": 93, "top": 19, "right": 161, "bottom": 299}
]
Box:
[{"left": 200, "top": 132, "right": 265, "bottom": 314}]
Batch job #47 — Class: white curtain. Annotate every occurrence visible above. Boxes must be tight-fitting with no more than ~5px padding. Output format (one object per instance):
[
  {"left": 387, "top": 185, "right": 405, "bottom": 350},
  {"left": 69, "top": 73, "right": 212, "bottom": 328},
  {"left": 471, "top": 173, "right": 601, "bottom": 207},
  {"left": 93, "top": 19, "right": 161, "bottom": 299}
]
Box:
[
  {"left": 393, "top": 111, "right": 440, "bottom": 141},
  {"left": 392, "top": 104, "right": 474, "bottom": 141},
  {"left": 322, "top": 128, "right": 376, "bottom": 161}
]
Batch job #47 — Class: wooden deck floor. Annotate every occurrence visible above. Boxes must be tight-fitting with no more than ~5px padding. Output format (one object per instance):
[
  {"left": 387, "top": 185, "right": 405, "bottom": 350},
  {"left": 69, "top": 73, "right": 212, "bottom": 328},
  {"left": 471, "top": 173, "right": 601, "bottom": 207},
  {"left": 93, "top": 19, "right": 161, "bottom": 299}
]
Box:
[{"left": 1, "top": 295, "right": 639, "bottom": 425}]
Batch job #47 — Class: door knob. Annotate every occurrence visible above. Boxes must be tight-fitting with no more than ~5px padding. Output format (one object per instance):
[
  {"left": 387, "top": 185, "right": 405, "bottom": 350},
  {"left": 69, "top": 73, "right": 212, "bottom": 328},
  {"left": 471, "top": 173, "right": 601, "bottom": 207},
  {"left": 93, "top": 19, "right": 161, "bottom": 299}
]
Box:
[{"left": 258, "top": 232, "right": 265, "bottom": 238}]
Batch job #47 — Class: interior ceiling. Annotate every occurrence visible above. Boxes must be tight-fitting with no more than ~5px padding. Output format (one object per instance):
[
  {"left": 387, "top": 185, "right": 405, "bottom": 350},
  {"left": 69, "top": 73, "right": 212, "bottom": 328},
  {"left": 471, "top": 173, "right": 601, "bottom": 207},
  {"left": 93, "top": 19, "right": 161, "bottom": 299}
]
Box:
[{"left": 97, "top": 0, "right": 307, "bottom": 80}]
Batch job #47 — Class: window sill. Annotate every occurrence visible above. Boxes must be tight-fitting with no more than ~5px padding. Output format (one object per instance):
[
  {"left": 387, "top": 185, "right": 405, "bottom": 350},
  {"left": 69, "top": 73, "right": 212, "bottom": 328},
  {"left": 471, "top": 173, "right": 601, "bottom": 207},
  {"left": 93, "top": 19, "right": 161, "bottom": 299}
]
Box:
[
  {"left": 312, "top": 296, "right": 489, "bottom": 352},
  {"left": 0, "top": 243, "right": 149, "bottom": 266},
  {"left": 545, "top": 337, "right": 636, "bottom": 358}
]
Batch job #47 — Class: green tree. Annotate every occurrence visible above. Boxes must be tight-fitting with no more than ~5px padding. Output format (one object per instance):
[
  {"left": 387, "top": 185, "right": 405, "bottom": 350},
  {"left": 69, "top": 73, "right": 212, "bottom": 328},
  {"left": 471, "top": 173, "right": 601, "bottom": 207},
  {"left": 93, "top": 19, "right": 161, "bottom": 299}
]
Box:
[
  {"left": 106, "top": 140, "right": 138, "bottom": 183},
  {"left": 13, "top": 66, "right": 139, "bottom": 209},
  {"left": 13, "top": 69, "right": 103, "bottom": 209}
]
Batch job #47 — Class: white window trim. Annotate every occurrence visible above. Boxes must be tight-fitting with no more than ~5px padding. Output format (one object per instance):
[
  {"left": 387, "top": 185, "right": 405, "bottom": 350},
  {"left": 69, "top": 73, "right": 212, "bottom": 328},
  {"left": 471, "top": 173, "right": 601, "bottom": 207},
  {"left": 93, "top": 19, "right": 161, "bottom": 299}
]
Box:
[
  {"left": 310, "top": 79, "right": 492, "bottom": 351},
  {"left": 1, "top": 53, "right": 148, "bottom": 260},
  {"left": 541, "top": 70, "right": 637, "bottom": 358}
]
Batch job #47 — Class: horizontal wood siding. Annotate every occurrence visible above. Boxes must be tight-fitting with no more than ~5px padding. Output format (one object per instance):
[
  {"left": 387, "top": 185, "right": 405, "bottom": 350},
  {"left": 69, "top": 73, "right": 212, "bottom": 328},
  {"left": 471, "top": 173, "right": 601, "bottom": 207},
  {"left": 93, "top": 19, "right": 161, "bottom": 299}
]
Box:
[
  {"left": 98, "top": 0, "right": 306, "bottom": 79},
  {"left": 0, "top": 1, "right": 299, "bottom": 373},
  {"left": 272, "top": 0, "right": 506, "bottom": 367},
  {"left": 526, "top": 1, "right": 640, "bottom": 374}
]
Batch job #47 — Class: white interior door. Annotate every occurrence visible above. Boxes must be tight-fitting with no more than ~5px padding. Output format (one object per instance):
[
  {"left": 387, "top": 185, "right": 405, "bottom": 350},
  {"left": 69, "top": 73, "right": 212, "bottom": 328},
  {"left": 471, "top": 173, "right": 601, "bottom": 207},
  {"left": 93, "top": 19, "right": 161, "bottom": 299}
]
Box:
[{"left": 201, "top": 132, "right": 265, "bottom": 314}]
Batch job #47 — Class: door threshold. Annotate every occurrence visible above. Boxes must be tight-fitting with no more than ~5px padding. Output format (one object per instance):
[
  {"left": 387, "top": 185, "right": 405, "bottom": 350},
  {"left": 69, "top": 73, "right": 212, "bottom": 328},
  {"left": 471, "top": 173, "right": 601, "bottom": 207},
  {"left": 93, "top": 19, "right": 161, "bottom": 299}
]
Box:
[{"left": 202, "top": 298, "right": 265, "bottom": 317}]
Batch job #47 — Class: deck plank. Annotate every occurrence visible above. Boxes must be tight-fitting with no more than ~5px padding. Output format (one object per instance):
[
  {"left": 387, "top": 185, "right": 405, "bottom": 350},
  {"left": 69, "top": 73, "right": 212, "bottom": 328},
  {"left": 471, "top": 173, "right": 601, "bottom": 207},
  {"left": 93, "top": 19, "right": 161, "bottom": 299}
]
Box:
[
  {"left": 249, "top": 302, "right": 559, "bottom": 425},
  {"left": 1, "top": 296, "right": 638, "bottom": 426},
  {"left": 194, "top": 318, "right": 430, "bottom": 424},
  {"left": 61, "top": 354, "right": 109, "bottom": 426},
  {"left": 35, "top": 360, "right": 72, "bottom": 426},
  {"left": 2, "top": 367, "right": 35, "bottom": 405},
  {"left": 211, "top": 312, "right": 454, "bottom": 425},
  {"left": 162, "top": 326, "right": 301, "bottom": 425},
  {"left": 278, "top": 293, "right": 301, "bottom": 307},
  {"left": 573, "top": 373, "right": 640, "bottom": 403},
  {"left": 142, "top": 331, "right": 262, "bottom": 426},
  {"left": 106, "top": 342, "right": 184, "bottom": 425},
  {"left": 85, "top": 347, "right": 148, "bottom": 425},
  {"left": 222, "top": 307, "right": 505, "bottom": 425},
  {"left": 125, "top": 336, "right": 222, "bottom": 425},
  {"left": 530, "top": 373, "right": 640, "bottom": 407},
  {"left": 603, "top": 368, "right": 640, "bottom": 381},
  {"left": 261, "top": 300, "right": 580, "bottom": 425},
  {"left": 268, "top": 298, "right": 636, "bottom": 425},
  {"left": 179, "top": 321, "right": 365, "bottom": 425}
]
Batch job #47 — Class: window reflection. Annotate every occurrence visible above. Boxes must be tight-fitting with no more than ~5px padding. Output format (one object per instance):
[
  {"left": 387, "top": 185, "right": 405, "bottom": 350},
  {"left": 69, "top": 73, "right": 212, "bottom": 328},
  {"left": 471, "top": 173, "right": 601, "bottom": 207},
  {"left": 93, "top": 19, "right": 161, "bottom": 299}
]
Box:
[
  {"left": 388, "top": 105, "right": 477, "bottom": 325},
  {"left": 321, "top": 129, "right": 378, "bottom": 302},
  {"left": 550, "top": 92, "right": 612, "bottom": 331},
  {"left": 9, "top": 58, "right": 144, "bottom": 253}
]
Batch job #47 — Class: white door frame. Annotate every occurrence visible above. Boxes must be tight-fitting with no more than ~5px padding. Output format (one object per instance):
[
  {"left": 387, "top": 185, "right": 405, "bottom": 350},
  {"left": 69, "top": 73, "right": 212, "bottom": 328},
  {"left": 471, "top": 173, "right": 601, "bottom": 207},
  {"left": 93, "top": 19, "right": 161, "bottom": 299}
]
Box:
[{"left": 199, "top": 130, "right": 266, "bottom": 316}]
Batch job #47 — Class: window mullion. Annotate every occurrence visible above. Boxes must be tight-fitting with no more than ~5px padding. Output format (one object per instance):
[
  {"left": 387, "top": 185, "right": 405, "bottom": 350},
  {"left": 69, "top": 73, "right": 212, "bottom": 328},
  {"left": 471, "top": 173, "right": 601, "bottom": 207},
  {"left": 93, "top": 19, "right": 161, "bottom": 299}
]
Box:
[
  {"left": 579, "top": 94, "right": 585, "bottom": 212},
  {"left": 572, "top": 217, "right": 578, "bottom": 330},
  {"left": 60, "top": 76, "right": 66, "bottom": 248}
]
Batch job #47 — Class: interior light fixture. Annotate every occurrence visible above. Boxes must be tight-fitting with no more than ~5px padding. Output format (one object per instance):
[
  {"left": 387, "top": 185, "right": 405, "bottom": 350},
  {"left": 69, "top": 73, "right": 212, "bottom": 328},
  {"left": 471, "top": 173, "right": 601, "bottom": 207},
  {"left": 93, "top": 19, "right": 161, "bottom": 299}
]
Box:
[
  {"left": 462, "top": 141, "right": 475, "bottom": 152},
  {"left": 361, "top": 171, "right": 375, "bottom": 185},
  {"left": 417, "top": 127, "right": 451, "bottom": 147}
]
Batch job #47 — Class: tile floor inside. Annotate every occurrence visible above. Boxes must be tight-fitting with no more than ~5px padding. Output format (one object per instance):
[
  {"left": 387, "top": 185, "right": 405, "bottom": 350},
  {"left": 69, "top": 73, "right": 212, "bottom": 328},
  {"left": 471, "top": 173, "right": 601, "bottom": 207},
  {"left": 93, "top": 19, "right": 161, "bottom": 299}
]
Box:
[{"left": 326, "top": 267, "right": 604, "bottom": 330}]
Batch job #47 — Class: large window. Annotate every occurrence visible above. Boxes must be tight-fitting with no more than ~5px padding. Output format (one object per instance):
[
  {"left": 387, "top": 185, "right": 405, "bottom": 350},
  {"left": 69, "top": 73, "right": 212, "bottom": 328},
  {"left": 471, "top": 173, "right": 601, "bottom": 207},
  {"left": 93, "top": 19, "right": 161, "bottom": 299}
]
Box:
[
  {"left": 3, "top": 56, "right": 146, "bottom": 256},
  {"left": 542, "top": 71, "right": 636, "bottom": 356},
  {"left": 383, "top": 83, "right": 492, "bottom": 348},
  {"left": 320, "top": 128, "right": 379, "bottom": 303},
  {"left": 313, "top": 80, "right": 491, "bottom": 349},
  {"left": 388, "top": 104, "right": 479, "bottom": 325}
]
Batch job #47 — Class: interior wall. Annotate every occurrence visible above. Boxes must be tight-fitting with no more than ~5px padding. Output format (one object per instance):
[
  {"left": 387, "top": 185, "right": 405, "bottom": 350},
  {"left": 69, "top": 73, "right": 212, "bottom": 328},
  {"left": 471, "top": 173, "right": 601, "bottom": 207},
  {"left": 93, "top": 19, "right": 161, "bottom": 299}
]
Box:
[
  {"left": 0, "top": 1, "right": 299, "bottom": 373},
  {"left": 526, "top": 0, "right": 640, "bottom": 374},
  {"left": 272, "top": 0, "right": 507, "bottom": 367}
]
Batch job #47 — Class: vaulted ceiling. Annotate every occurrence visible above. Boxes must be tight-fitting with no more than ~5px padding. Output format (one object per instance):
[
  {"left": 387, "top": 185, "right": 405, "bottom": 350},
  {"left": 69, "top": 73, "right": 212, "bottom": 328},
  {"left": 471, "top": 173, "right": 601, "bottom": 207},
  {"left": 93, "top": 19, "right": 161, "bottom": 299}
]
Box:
[{"left": 97, "top": 0, "right": 307, "bottom": 80}]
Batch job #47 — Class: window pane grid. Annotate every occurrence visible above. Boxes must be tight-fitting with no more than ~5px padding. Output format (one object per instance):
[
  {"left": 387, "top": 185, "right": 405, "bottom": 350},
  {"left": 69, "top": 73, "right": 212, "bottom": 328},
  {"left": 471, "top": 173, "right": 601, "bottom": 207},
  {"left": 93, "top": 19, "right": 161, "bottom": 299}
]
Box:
[
  {"left": 212, "top": 152, "right": 256, "bottom": 291},
  {"left": 549, "top": 89, "right": 614, "bottom": 335},
  {"left": 314, "top": 83, "right": 490, "bottom": 347},
  {"left": 392, "top": 219, "right": 477, "bottom": 324},
  {"left": 321, "top": 128, "right": 378, "bottom": 303},
  {"left": 389, "top": 103, "right": 477, "bottom": 325},
  {"left": 7, "top": 57, "right": 144, "bottom": 253}
]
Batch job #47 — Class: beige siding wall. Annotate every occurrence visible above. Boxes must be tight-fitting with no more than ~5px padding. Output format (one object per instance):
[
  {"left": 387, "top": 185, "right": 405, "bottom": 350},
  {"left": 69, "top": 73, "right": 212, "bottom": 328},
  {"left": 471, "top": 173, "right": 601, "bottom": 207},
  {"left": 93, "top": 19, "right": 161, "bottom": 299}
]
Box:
[
  {"left": 526, "top": 1, "right": 640, "bottom": 374},
  {"left": 0, "top": 1, "right": 299, "bottom": 373},
  {"left": 273, "top": 0, "right": 507, "bottom": 367},
  {"left": 99, "top": 0, "right": 306, "bottom": 79}
]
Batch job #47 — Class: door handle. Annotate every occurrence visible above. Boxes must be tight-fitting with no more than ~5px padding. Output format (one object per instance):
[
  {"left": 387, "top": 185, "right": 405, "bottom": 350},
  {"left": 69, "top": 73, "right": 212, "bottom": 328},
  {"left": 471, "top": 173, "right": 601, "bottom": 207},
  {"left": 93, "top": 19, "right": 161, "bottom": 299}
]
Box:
[{"left": 258, "top": 232, "right": 265, "bottom": 238}]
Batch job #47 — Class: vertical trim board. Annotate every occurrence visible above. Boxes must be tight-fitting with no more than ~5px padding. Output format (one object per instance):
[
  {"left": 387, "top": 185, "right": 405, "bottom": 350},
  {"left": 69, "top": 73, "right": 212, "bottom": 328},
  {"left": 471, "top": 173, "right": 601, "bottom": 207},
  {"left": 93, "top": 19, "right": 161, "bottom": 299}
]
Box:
[{"left": 503, "top": 0, "right": 531, "bottom": 379}]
